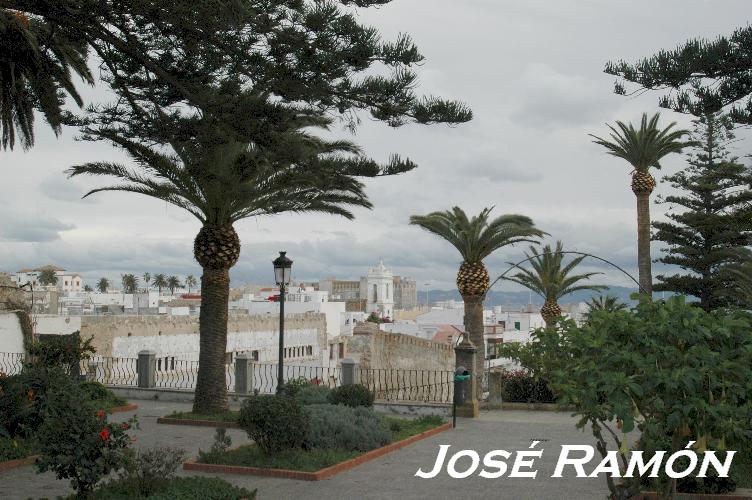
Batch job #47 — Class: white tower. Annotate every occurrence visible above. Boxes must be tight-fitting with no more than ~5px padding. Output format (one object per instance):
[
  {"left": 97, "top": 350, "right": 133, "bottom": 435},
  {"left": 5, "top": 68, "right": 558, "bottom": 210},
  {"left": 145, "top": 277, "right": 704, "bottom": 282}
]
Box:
[{"left": 361, "top": 259, "right": 394, "bottom": 319}]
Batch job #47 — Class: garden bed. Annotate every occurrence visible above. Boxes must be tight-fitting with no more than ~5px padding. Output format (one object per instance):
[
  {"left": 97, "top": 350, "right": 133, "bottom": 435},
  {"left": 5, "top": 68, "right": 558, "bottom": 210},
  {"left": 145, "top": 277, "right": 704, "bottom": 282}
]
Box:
[
  {"left": 0, "top": 454, "right": 39, "bottom": 472},
  {"left": 184, "top": 421, "right": 451, "bottom": 480},
  {"left": 109, "top": 403, "right": 139, "bottom": 414}
]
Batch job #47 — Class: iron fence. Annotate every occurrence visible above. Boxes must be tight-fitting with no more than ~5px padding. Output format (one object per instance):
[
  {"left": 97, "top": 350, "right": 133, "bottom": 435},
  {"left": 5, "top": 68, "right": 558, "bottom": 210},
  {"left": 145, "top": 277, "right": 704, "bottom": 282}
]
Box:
[
  {"left": 358, "top": 368, "right": 454, "bottom": 403},
  {"left": 251, "top": 363, "right": 341, "bottom": 394},
  {"left": 80, "top": 356, "right": 139, "bottom": 387},
  {"left": 0, "top": 352, "right": 24, "bottom": 376}
]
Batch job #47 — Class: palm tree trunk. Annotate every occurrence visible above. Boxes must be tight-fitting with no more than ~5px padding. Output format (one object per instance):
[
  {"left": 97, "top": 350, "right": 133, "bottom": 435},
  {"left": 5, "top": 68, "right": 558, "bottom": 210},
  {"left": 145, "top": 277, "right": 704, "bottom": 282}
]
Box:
[
  {"left": 193, "top": 267, "right": 230, "bottom": 414},
  {"left": 462, "top": 293, "right": 485, "bottom": 398},
  {"left": 636, "top": 192, "right": 653, "bottom": 296}
]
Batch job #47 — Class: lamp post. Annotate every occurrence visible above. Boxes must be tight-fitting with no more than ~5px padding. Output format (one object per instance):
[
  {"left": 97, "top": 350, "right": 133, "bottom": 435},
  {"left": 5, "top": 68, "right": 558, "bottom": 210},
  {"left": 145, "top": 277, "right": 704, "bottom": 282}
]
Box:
[{"left": 273, "top": 251, "right": 293, "bottom": 395}]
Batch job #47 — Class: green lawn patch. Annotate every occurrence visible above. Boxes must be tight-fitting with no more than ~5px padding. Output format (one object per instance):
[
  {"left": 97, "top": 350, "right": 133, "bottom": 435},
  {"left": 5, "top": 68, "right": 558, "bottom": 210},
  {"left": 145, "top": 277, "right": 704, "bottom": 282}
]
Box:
[
  {"left": 200, "top": 444, "right": 359, "bottom": 472},
  {"left": 383, "top": 415, "right": 445, "bottom": 442},
  {"left": 166, "top": 410, "right": 240, "bottom": 423},
  {"left": 75, "top": 476, "right": 256, "bottom": 499}
]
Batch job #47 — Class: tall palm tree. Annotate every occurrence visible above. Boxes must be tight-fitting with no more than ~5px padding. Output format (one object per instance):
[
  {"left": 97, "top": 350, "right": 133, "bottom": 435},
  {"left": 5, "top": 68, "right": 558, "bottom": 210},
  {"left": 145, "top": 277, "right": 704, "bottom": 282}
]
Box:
[
  {"left": 152, "top": 274, "right": 167, "bottom": 295},
  {"left": 185, "top": 275, "right": 197, "bottom": 294},
  {"left": 120, "top": 274, "right": 138, "bottom": 294},
  {"left": 167, "top": 276, "right": 182, "bottom": 296},
  {"left": 96, "top": 277, "right": 109, "bottom": 293},
  {"left": 0, "top": 8, "right": 92, "bottom": 150},
  {"left": 68, "top": 98, "right": 407, "bottom": 414},
  {"left": 142, "top": 272, "right": 151, "bottom": 292},
  {"left": 590, "top": 113, "right": 694, "bottom": 296},
  {"left": 38, "top": 268, "right": 58, "bottom": 286},
  {"left": 582, "top": 294, "right": 628, "bottom": 324},
  {"left": 409, "top": 207, "right": 545, "bottom": 379},
  {"left": 506, "top": 241, "right": 607, "bottom": 329}
]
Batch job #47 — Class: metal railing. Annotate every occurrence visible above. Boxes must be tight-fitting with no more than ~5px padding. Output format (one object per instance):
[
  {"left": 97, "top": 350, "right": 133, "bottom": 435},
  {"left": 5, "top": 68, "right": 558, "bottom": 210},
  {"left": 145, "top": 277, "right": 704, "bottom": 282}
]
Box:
[
  {"left": 80, "top": 356, "right": 139, "bottom": 387},
  {"left": 0, "top": 352, "right": 25, "bottom": 376},
  {"left": 252, "top": 363, "right": 342, "bottom": 394},
  {"left": 358, "top": 368, "right": 454, "bottom": 403},
  {"left": 0, "top": 352, "right": 453, "bottom": 404}
]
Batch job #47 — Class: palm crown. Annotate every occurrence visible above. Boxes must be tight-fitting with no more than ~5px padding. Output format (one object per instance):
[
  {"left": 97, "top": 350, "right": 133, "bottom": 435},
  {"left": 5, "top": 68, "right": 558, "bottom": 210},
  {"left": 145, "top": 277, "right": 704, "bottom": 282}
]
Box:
[
  {"left": 409, "top": 207, "right": 544, "bottom": 263},
  {"left": 506, "top": 241, "right": 606, "bottom": 303},
  {"left": 589, "top": 112, "right": 694, "bottom": 173}
]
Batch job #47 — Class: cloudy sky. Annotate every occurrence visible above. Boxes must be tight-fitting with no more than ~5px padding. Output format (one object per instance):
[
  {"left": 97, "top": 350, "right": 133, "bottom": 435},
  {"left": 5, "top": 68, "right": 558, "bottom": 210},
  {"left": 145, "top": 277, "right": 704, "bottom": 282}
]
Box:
[{"left": 1, "top": 0, "right": 750, "bottom": 291}]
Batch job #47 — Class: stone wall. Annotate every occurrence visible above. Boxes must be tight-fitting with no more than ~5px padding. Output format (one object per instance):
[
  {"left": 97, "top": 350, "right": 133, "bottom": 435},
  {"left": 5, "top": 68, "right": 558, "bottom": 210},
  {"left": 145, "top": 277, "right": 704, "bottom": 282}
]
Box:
[
  {"left": 346, "top": 322, "right": 454, "bottom": 371},
  {"left": 79, "top": 313, "right": 328, "bottom": 364}
]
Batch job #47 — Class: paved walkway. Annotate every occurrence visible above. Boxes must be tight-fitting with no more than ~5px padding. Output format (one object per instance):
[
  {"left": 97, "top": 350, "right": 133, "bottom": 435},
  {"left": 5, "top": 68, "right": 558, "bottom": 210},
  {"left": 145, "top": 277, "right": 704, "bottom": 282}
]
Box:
[{"left": 0, "top": 400, "right": 608, "bottom": 499}]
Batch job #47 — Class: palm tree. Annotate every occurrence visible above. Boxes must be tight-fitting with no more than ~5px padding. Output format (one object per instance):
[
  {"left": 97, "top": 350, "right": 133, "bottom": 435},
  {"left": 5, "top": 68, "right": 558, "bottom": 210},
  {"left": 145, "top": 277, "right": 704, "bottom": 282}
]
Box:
[
  {"left": 68, "top": 98, "right": 405, "bottom": 414},
  {"left": 590, "top": 113, "right": 694, "bottom": 296},
  {"left": 142, "top": 272, "right": 151, "bottom": 292},
  {"left": 167, "top": 276, "right": 182, "bottom": 296},
  {"left": 0, "top": 8, "right": 92, "bottom": 150},
  {"left": 121, "top": 274, "right": 138, "bottom": 294},
  {"left": 96, "top": 277, "right": 109, "bottom": 293},
  {"left": 185, "top": 275, "right": 197, "bottom": 294},
  {"left": 409, "top": 207, "right": 545, "bottom": 379},
  {"left": 152, "top": 274, "right": 167, "bottom": 295},
  {"left": 582, "top": 294, "right": 628, "bottom": 324},
  {"left": 506, "top": 241, "right": 607, "bottom": 329}
]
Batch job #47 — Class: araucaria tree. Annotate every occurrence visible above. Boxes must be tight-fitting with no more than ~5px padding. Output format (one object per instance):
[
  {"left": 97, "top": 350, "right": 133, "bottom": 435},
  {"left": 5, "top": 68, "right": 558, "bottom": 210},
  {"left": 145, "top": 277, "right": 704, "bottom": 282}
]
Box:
[
  {"left": 590, "top": 113, "right": 693, "bottom": 296},
  {"left": 505, "top": 241, "right": 606, "bottom": 329},
  {"left": 653, "top": 113, "right": 752, "bottom": 311},
  {"left": 409, "top": 207, "right": 544, "bottom": 380},
  {"left": 606, "top": 26, "right": 752, "bottom": 125},
  {"left": 67, "top": 0, "right": 471, "bottom": 414}
]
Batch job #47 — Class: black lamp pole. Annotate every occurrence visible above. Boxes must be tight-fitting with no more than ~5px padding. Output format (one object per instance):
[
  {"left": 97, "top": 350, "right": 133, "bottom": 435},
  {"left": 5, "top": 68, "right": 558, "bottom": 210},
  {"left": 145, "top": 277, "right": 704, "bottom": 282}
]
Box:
[{"left": 273, "top": 251, "right": 292, "bottom": 395}]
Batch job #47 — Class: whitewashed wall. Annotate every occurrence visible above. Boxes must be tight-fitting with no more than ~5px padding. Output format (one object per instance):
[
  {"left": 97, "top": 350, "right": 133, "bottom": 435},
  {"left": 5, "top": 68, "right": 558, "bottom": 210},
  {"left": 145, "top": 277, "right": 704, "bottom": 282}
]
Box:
[{"left": 0, "top": 313, "right": 24, "bottom": 353}]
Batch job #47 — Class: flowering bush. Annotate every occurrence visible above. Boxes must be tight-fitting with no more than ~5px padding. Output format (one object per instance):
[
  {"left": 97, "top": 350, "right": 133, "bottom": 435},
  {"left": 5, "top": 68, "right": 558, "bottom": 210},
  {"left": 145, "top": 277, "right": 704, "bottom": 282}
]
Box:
[{"left": 35, "top": 376, "right": 136, "bottom": 494}]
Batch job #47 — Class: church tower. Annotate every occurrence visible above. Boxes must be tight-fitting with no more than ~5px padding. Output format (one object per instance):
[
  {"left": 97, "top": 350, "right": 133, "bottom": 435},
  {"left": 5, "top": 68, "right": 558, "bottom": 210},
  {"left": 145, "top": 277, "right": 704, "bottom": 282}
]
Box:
[{"left": 361, "top": 259, "right": 394, "bottom": 319}]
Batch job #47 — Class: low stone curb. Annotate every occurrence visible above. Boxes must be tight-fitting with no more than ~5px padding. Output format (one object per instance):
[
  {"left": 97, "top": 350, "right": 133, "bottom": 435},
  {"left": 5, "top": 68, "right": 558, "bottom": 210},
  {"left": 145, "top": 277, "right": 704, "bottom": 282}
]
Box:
[
  {"left": 183, "top": 422, "right": 452, "bottom": 481},
  {"left": 0, "top": 455, "right": 39, "bottom": 472},
  {"left": 637, "top": 491, "right": 752, "bottom": 499},
  {"left": 157, "top": 417, "right": 240, "bottom": 429},
  {"left": 109, "top": 403, "right": 139, "bottom": 414}
]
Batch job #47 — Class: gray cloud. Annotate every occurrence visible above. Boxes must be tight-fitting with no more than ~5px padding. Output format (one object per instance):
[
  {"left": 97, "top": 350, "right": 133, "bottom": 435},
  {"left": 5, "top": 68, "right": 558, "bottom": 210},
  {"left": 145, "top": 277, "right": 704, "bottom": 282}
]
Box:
[{"left": 0, "top": 212, "right": 75, "bottom": 242}]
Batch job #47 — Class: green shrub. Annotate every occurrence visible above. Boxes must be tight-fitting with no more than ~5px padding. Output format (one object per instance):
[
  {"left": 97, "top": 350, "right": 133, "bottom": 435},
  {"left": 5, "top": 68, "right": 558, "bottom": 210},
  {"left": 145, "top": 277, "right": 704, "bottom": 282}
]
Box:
[
  {"left": 305, "top": 404, "right": 390, "bottom": 452},
  {"left": 115, "top": 446, "right": 185, "bottom": 497},
  {"left": 294, "top": 384, "right": 331, "bottom": 405},
  {"left": 0, "top": 434, "right": 34, "bottom": 461},
  {"left": 284, "top": 376, "right": 310, "bottom": 397},
  {"left": 35, "top": 377, "right": 136, "bottom": 495},
  {"left": 238, "top": 395, "right": 309, "bottom": 454},
  {"left": 91, "top": 476, "right": 256, "bottom": 499},
  {"left": 27, "top": 334, "right": 95, "bottom": 372},
  {"left": 79, "top": 381, "right": 126, "bottom": 409},
  {"left": 0, "top": 364, "right": 67, "bottom": 438},
  {"left": 328, "top": 384, "right": 374, "bottom": 408}
]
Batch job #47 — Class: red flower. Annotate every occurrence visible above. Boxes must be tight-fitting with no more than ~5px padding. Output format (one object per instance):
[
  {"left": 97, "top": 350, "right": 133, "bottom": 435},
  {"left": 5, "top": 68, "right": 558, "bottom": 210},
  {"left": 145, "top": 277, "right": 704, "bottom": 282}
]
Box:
[
  {"left": 121, "top": 422, "right": 130, "bottom": 430},
  {"left": 99, "top": 428, "right": 110, "bottom": 441},
  {"left": 26, "top": 389, "right": 34, "bottom": 401},
  {"left": 96, "top": 410, "right": 106, "bottom": 420}
]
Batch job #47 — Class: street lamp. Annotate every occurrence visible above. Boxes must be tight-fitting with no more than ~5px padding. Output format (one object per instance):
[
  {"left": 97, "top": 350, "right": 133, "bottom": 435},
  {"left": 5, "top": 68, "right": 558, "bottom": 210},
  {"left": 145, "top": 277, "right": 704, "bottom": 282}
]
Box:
[{"left": 273, "top": 251, "right": 293, "bottom": 394}]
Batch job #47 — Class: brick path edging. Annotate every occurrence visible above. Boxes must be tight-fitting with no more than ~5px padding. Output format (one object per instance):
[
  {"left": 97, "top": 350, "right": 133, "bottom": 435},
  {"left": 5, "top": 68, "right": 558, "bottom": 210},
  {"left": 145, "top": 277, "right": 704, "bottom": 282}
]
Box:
[
  {"left": 0, "top": 455, "right": 39, "bottom": 472},
  {"left": 157, "top": 417, "right": 240, "bottom": 429},
  {"left": 637, "top": 491, "right": 752, "bottom": 500},
  {"left": 109, "top": 403, "right": 139, "bottom": 414},
  {"left": 183, "top": 422, "right": 452, "bottom": 480}
]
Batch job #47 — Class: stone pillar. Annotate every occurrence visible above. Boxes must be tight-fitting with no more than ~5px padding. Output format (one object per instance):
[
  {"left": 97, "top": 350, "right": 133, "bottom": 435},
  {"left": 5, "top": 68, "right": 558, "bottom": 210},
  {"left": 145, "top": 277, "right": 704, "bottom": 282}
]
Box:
[
  {"left": 340, "top": 358, "right": 359, "bottom": 385},
  {"left": 454, "top": 334, "right": 479, "bottom": 417},
  {"left": 137, "top": 350, "right": 156, "bottom": 388},
  {"left": 235, "top": 353, "right": 255, "bottom": 394},
  {"left": 488, "top": 371, "right": 503, "bottom": 406}
]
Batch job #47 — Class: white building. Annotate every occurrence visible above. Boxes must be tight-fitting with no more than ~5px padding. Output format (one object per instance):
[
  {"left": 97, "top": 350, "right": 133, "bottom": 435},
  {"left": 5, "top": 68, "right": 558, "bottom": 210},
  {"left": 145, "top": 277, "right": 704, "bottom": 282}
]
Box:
[
  {"left": 12, "top": 265, "right": 83, "bottom": 293},
  {"left": 359, "top": 260, "right": 394, "bottom": 319}
]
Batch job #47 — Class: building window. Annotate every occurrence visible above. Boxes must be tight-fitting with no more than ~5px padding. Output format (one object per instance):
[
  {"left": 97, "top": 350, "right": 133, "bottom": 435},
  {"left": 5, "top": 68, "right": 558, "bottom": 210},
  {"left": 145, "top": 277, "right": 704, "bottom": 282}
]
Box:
[
  {"left": 372, "top": 284, "right": 377, "bottom": 302},
  {"left": 251, "top": 350, "right": 259, "bottom": 361},
  {"left": 338, "top": 343, "right": 344, "bottom": 359},
  {"left": 225, "top": 352, "right": 233, "bottom": 364},
  {"left": 514, "top": 321, "right": 520, "bottom": 331},
  {"left": 306, "top": 346, "right": 313, "bottom": 356},
  {"left": 329, "top": 346, "right": 334, "bottom": 360},
  {"left": 386, "top": 284, "right": 390, "bottom": 300}
]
